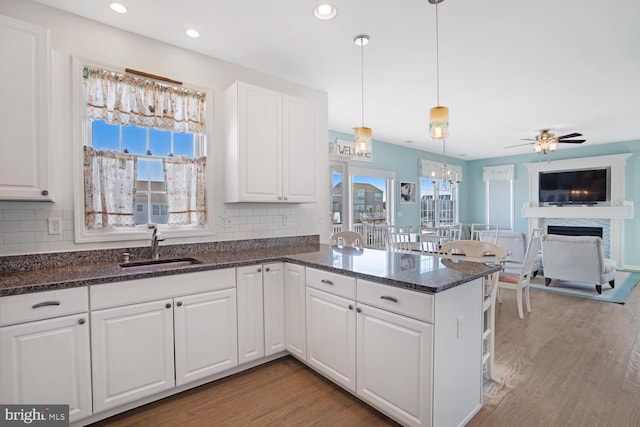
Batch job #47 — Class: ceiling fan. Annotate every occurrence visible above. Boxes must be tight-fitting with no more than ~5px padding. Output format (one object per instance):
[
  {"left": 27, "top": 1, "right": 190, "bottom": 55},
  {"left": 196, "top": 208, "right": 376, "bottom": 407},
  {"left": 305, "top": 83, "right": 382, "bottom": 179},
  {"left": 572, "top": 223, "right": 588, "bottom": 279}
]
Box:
[{"left": 506, "top": 129, "right": 586, "bottom": 154}]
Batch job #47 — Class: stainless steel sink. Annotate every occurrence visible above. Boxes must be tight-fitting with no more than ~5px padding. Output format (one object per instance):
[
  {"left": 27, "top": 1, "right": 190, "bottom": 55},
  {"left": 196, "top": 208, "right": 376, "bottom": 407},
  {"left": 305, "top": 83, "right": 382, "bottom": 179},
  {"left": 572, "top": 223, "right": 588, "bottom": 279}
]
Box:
[{"left": 119, "top": 257, "right": 203, "bottom": 272}]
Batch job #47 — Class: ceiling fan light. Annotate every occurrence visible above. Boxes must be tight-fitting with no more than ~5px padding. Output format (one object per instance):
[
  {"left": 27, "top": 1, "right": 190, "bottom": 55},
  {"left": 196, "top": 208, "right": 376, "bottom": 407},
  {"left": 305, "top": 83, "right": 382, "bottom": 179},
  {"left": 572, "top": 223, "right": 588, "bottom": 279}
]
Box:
[
  {"left": 549, "top": 142, "right": 557, "bottom": 151},
  {"left": 534, "top": 145, "right": 542, "bottom": 153},
  {"left": 354, "top": 127, "right": 372, "bottom": 154},
  {"left": 429, "top": 106, "right": 449, "bottom": 139}
]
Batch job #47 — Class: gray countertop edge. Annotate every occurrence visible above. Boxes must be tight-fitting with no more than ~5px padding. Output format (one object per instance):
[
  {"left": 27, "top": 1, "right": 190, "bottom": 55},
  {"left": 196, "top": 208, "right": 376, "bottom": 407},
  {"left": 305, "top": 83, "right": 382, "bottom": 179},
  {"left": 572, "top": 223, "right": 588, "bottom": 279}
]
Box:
[{"left": 0, "top": 246, "right": 502, "bottom": 297}]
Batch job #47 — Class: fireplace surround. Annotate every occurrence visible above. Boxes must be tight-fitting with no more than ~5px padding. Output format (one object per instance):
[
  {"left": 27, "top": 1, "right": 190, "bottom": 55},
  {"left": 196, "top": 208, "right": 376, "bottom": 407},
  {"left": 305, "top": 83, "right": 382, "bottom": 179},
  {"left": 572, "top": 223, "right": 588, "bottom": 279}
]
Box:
[{"left": 523, "top": 153, "right": 633, "bottom": 266}]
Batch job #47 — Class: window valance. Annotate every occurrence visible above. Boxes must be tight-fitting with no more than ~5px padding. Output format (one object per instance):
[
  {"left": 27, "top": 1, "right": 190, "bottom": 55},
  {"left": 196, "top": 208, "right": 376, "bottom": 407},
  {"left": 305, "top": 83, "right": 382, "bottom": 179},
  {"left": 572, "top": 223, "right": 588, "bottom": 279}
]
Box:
[
  {"left": 483, "top": 164, "right": 515, "bottom": 181},
  {"left": 418, "top": 159, "right": 463, "bottom": 182},
  {"left": 83, "top": 66, "right": 206, "bottom": 135}
]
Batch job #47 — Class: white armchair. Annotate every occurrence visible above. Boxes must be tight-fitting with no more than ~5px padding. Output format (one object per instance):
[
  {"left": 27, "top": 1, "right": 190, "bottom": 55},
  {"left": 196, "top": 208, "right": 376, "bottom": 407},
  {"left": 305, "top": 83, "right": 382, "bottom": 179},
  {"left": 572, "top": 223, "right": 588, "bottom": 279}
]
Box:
[{"left": 540, "top": 234, "right": 617, "bottom": 294}]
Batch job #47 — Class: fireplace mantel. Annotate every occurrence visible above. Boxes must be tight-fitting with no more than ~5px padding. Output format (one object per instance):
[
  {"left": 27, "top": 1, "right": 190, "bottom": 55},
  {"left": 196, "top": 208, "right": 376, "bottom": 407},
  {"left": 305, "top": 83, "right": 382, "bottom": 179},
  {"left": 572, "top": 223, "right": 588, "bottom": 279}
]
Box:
[{"left": 522, "top": 204, "right": 633, "bottom": 219}]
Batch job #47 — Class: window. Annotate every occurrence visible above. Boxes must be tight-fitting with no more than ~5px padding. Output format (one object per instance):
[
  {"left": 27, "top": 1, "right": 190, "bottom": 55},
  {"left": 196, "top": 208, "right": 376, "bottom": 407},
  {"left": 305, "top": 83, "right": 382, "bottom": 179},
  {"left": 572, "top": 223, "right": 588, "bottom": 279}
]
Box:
[
  {"left": 483, "top": 165, "right": 515, "bottom": 230},
  {"left": 418, "top": 159, "right": 461, "bottom": 228},
  {"left": 90, "top": 120, "right": 200, "bottom": 226},
  {"left": 419, "top": 177, "right": 457, "bottom": 227},
  {"left": 74, "top": 60, "right": 210, "bottom": 243}
]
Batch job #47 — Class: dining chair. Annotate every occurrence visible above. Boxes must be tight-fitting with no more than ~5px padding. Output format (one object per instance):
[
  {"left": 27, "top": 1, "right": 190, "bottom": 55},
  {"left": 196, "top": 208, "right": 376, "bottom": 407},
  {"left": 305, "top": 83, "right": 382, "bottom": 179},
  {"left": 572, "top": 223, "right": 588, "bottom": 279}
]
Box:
[
  {"left": 387, "top": 226, "right": 413, "bottom": 252},
  {"left": 440, "top": 239, "right": 506, "bottom": 379},
  {"left": 496, "top": 228, "right": 543, "bottom": 319},
  {"left": 330, "top": 231, "right": 364, "bottom": 249},
  {"left": 471, "top": 223, "right": 500, "bottom": 243}
]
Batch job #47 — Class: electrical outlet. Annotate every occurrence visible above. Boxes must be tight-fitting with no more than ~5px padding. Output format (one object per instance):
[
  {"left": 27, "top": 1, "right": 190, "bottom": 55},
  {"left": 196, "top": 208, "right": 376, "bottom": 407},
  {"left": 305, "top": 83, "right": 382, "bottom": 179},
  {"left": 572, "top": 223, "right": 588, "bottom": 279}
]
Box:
[
  {"left": 222, "top": 216, "right": 232, "bottom": 228},
  {"left": 48, "top": 218, "right": 62, "bottom": 235}
]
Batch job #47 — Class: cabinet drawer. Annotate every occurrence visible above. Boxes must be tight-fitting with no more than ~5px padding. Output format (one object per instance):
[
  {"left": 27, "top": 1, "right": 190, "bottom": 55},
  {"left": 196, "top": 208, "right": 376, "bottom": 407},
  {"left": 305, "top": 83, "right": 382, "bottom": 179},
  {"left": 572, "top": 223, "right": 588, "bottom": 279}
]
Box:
[
  {"left": 357, "top": 279, "right": 434, "bottom": 323},
  {"left": 0, "top": 287, "right": 88, "bottom": 326},
  {"left": 306, "top": 267, "right": 356, "bottom": 300},
  {"left": 90, "top": 268, "right": 235, "bottom": 310}
]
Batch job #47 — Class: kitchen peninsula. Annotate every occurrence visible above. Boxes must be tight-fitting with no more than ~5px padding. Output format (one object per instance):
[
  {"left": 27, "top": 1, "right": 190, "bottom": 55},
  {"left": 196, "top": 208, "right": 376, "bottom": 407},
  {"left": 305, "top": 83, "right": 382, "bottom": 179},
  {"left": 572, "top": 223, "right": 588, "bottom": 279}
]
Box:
[{"left": 0, "top": 237, "right": 498, "bottom": 427}]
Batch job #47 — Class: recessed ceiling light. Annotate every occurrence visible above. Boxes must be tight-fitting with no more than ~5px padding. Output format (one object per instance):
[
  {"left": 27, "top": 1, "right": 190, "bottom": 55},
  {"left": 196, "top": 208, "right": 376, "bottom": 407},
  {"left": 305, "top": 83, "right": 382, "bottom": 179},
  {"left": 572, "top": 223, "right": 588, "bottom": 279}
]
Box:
[
  {"left": 186, "top": 29, "right": 200, "bottom": 38},
  {"left": 109, "top": 3, "right": 127, "bottom": 14},
  {"left": 314, "top": 4, "right": 337, "bottom": 20}
]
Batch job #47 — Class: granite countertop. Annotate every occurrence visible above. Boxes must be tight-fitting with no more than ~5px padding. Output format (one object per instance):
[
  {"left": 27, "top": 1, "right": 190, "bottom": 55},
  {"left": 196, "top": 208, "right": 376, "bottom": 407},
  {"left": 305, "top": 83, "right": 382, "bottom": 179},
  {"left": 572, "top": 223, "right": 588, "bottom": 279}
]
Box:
[{"left": 0, "top": 241, "right": 501, "bottom": 297}]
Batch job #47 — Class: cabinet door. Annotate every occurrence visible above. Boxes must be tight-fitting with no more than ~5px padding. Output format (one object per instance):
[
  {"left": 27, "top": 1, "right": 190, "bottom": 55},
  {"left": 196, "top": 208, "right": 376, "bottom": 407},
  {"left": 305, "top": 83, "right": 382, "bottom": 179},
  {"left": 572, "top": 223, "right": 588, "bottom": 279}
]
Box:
[
  {"left": 357, "top": 303, "right": 433, "bottom": 427},
  {"left": 0, "top": 16, "right": 52, "bottom": 201},
  {"left": 0, "top": 313, "right": 92, "bottom": 422},
  {"left": 282, "top": 94, "right": 317, "bottom": 202},
  {"left": 237, "top": 82, "right": 282, "bottom": 202},
  {"left": 91, "top": 299, "right": 175, "bottom": 413},
  {"left": 174, "top": 289, "right": 238, "bottom": 387},
  {"left": 284, "top": 263, "right": 306, "bottom": 360},
  {"left": 306, "top": 287, "right": 356, "bottom": 392},
  {"left": 263, "top": 262, "right": 285, "bottom": 356},
  {"left": 236, "top": 265, "right": 265, "bottom": 364}
]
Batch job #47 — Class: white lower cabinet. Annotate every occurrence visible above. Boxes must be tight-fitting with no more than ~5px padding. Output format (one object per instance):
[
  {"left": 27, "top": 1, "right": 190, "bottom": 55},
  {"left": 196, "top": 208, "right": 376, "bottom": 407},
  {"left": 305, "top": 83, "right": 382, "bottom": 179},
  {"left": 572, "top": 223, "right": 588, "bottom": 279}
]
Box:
[
  {"left": 356, "top": 303, "right": 433, "bottom": 427},
  {"left": 237, "top": 262, "right": 285, "bottom": 364},
  {"left": 90, "top": 269, "right": 238, "bottom": 414},
  {"left": 174, "top": 289, "right": 238, "bottom": 387},
  {"left": 0, "top": 313, "right": 92, "bottom": 422},
  {"left": 91, "top": 299, "right": 175, "bottom": 413},
  {"left": 306, "top": 287, "right": 356, "bottom": 393},
  {"left": 263, "top": 263, "right": 286, "bottom": 356},
  {"left": 0, "top": 287, "right": 92, "bottom": 422},
  {"left": 284, "top": 263, "right": 306, "bottom": 360}
]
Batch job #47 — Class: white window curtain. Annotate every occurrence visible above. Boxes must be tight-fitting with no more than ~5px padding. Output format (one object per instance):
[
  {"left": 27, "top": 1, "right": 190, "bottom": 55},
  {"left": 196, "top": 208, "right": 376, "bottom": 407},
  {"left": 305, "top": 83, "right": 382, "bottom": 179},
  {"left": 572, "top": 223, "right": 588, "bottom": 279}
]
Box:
[
  {"left": 418, "top": 158, "right": 463, "bottom": 182},
  {"left": 163, "top": 156, "right": 207, "bottom": 226},
  {"left": 83, "top": 66, "right": 206, "bottom": 135},
  {"left": 83, "top": 146, "right": 137, "bottom": 228}
]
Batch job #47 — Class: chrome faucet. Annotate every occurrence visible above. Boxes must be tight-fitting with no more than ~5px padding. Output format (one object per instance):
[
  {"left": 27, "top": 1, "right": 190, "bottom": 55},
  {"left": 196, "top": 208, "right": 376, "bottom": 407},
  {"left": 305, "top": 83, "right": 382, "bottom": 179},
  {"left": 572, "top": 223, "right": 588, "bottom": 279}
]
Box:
[{"left": 149, "top": 225, "right": 165, "bottom": 260}]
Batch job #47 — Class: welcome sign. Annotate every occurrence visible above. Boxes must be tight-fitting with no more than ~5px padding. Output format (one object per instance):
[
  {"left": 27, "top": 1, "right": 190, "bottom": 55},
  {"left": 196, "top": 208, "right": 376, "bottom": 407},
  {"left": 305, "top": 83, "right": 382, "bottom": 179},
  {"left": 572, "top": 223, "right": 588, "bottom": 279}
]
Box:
[{"left": 329, "top": 139, "right": 372, "bottom": 162}]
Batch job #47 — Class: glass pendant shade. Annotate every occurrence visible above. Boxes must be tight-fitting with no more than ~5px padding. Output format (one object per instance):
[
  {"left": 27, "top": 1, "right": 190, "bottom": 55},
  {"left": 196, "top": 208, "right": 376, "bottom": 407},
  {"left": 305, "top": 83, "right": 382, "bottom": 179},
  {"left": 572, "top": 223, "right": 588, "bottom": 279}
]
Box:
[
  {"left": 354, "top": 126, "right": 372, "bottom": 154},
  {"left": 429, "top": 106, "right": 449, "bottom": 139}
]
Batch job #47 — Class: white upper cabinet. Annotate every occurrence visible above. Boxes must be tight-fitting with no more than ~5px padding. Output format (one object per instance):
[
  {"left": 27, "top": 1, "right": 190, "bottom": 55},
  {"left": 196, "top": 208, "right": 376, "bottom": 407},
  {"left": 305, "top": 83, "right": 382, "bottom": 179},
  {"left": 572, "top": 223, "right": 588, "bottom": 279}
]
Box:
[
  {"left": 0, "top": 15, "right": 52, "bottom": 201},
  {"left": 225, "top": 81, "right": 317, "bottom": 203}
]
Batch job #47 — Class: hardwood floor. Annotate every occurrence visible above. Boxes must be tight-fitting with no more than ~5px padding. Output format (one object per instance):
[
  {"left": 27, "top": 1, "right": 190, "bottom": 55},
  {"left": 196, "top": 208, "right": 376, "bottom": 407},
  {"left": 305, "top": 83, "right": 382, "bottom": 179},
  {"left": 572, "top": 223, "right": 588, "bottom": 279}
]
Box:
[{"left": 91, "top": 283, "right": 640, "bottom": 427}]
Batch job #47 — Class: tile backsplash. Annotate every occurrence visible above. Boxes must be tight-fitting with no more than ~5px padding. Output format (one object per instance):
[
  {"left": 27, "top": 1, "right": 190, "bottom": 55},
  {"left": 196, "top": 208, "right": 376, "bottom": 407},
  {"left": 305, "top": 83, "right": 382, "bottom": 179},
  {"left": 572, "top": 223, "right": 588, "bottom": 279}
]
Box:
[{"left": 0, "top": 204, "right": 319, "bottom": 256}]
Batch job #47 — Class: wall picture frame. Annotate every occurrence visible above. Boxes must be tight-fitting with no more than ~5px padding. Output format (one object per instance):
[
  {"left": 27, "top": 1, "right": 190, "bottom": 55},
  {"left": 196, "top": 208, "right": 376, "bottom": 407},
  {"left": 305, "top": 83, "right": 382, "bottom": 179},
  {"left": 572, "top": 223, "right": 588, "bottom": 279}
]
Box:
[{"left": 399, "top": 181, "right": 416, "bottom": 204}]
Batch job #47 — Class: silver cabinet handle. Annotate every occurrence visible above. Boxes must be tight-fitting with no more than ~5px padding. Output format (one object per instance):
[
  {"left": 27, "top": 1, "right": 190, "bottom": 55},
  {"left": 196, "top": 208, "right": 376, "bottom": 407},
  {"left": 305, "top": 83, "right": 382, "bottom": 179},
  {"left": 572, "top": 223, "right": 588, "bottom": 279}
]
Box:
[
  {"left": 380, "top": 296, "right": 399, "bottom": 303},
  {"left": 265, "top": 267, "right": 271, "bottom": 272},
  {"left": 165, "top": 303, "right": 172, "bottom": 309},
  {"left": 320, "top": 279, "right": 334, "bottom": 285},
  {"left": 348, "top": 304, "right": 353, "bottom": 310},
  {"left": 356, "top": 307, "right": 362, "bottom": 313},
  {"left": 177, "top": 301, "right": 183, "bottom": 307},
  {"left": 32, "top": 301, "right": 61, "bottom": 309},
  {"left": 41, "top": 190, "right": 49, "bottom": 196},
  {"left": 78, "top": 318, "right": 86, "bottom": 325},
  {"left": 257, "top": 267, "right": 262, "bottom": 273}
]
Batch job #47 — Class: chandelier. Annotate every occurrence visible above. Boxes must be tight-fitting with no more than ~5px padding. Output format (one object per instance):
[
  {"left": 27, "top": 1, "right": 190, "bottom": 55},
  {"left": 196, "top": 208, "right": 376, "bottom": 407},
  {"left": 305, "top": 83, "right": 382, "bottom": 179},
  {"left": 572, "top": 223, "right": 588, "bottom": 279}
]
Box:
[
  {"left": 354, "top": 34, "right": 372, "bottom": 155},
  {"left": 431, "top": 139, "right": 460, "bottom": 190}
]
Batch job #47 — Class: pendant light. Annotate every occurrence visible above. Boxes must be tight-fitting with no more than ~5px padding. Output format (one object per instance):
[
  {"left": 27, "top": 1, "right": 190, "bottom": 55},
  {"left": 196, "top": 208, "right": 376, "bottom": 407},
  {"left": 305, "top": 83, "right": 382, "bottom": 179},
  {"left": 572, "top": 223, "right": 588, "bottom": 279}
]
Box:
[
  {"left": 429, "top": 0, "right": 449, "bottom": 140},
  {"left": 354, "top": 34, "right": 371, "bottom": 155}
]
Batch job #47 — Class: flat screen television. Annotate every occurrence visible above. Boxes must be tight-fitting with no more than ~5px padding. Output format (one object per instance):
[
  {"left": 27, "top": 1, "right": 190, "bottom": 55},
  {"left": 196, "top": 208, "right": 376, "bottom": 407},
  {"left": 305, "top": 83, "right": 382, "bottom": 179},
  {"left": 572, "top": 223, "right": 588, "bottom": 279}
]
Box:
[{"left": 538, "top": 168, "right": 610, "bottom": 205}]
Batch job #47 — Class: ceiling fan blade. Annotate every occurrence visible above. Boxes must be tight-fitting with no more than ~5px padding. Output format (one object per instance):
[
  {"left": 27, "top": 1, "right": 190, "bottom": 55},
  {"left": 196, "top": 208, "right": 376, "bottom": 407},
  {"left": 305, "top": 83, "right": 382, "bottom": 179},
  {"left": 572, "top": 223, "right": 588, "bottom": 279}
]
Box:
[
  {"left": 557, "top": 132, "right": 582, "bottom": 139},
  {"left": 519, "top": 138, "right": 537, "bottom": 141},
  {"left": 558, "top": 139, "right": 586, "bottom": 144},
  {"left": 505, "top": 142, "right": 535, "bottom": 148}
]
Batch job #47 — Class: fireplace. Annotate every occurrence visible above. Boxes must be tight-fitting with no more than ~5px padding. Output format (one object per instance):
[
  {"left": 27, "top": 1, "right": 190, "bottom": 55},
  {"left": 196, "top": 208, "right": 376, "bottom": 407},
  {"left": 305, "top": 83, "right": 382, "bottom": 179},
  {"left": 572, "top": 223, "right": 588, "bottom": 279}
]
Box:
[{"left": 547, "top": 225, "right": 603, "bottom": 238}]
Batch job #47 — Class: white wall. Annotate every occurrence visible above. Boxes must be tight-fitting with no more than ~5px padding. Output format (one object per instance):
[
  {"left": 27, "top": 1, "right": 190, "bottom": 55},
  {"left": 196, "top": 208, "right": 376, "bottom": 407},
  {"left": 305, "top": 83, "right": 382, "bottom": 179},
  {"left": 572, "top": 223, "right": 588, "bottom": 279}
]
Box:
[{"left": 0, "top": 0, "right": 329, "bottom": 255}]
